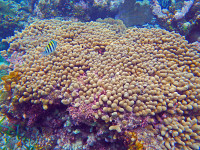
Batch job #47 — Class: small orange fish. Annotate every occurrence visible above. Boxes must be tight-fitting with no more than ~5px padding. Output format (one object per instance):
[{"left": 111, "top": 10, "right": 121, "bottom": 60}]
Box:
[{"left": 16, "top": 139, "right": 22, "bottom": 147}]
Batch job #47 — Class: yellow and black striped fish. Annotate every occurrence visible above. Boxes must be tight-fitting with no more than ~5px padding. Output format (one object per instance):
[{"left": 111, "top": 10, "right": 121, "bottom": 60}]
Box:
[{"left": 42, "top": 40, "right": 57, "bottom": 56}]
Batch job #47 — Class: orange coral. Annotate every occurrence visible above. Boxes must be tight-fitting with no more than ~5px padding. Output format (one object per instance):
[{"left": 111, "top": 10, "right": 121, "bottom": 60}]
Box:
[
  {"left": 124, "top": 131, "right": 144, "bottom": 150},
  {"left": 1, "top": 71, "right": 21, "bottom": 91}
]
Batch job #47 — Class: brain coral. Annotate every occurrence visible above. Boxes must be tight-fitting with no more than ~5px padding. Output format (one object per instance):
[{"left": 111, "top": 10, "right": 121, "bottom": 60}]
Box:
[{"left": 1, "top": 19, "right": 200, "bottom": 149}]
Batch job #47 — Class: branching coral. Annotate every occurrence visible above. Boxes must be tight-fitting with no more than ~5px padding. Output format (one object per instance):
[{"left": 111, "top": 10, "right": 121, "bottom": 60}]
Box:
[{"left": 151, "top": 0, "right": 200, "bottom": 36}]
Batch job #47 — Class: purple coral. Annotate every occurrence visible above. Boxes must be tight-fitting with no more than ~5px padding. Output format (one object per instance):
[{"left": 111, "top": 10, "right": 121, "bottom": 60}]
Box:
[
  {"left": 68, "top": 101, "right": 96, "bottom": 125},
  {"left": 174, "top": 0, "right": 194, "bottom": 20},
  {"left": 151, "top": 0, "right": 167, "bottom": 19},
  {"left": 6, "top": 51, "right": 23, "bottom": 67},
  {"left": 74, "top": 0, "right": 88, "bottom": 10}
]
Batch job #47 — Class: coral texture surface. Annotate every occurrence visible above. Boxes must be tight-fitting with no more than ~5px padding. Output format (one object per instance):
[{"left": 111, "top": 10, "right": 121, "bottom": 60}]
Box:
[{"left": 1, "top": 19, "right": 200, "bottom": 149}]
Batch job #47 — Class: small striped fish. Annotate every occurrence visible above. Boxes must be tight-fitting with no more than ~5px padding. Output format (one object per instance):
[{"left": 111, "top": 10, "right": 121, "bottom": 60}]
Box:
[{"left": 41, "top": 40, "right": 57, "bottom": 56}]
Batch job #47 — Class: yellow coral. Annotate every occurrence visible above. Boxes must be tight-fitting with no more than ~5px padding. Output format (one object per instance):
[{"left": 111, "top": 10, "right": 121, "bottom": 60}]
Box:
[
  {"left": 1, "top": 71, "right": 21, "bottom": 91},
  {"left": 124, "top": 131, "right": 144, "bottom": 150}
]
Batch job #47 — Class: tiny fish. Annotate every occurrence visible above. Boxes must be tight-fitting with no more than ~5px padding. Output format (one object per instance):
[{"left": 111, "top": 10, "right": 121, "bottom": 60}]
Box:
[
  {"left": 16, "top": 139, "right": 22, "bottom": 148},
  {"left": 41, "top": 40, "right": 57, "bottom": 56}
]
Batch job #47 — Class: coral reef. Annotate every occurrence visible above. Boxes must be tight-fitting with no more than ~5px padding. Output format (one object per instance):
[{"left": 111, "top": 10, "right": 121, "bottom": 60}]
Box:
[
  {"left": 0, "top": 115, "right": 42, "bottom": 149},
  {"left": 93, "top": 0, "right": 125, "bottom": 11},
  {"left": 31, "top": 0, "right": 125, "bottom": 21},
  {"left": 0, "top": 0, "right": 29, "bottom": 38},
  {"left": 0, "top": 19, "right": 200, "bottom": 149},
  {"left": 151, "top": 0, "right": 200, "bottom": 37}
]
